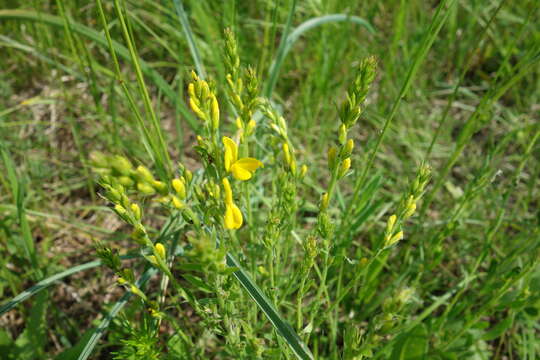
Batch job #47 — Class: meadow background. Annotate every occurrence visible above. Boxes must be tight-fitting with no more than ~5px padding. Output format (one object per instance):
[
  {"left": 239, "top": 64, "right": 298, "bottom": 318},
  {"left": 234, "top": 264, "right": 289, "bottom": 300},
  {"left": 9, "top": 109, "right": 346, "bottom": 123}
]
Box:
[{"left": 0, "top": 0, "right": 539, "bottom": 359}]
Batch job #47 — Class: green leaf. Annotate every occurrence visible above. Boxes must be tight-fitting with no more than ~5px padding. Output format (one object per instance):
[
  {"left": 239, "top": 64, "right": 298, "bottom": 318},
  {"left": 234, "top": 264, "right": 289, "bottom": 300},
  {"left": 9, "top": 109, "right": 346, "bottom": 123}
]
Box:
[
  {"left": 182, "top": 274, "right": 213, "bottom": 293},
  {"left": 390, "top": 324, "right": 429, "bottom": 360},
  {"left": 482, "top": 317, "right": 513, "bottom": 341}
]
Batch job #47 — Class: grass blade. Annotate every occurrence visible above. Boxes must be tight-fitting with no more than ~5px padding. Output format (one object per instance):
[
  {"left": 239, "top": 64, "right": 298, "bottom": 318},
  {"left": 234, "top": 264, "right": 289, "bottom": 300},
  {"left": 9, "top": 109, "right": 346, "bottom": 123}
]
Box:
[
  {"left": 264, "top": 13, "right": 375, "bottom": 97},
  {"left": 0, "top": 254, "right": 138, "bottom": 316},
  {"left": 171, "top": 0, "right": 206, "bottom": 78},
  {"left": 0, "top": 144, "right": 40, "bottom": 278},
  {"left": 226, "top": 253, "right": 314, "bottom": 360},
  {"left": 0, "top": 9, "right": 197, "bottom": 130}
]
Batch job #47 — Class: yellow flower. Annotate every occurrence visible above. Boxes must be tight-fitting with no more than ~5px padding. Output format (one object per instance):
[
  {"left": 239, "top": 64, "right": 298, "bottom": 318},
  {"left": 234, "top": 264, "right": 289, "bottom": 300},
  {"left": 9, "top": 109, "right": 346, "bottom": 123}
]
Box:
[
  {"left": 222, "top": 178, "right": 243, "bottom": 229},
  {"left": 223, "top": 137, "right": 263, "bottom": 181}
]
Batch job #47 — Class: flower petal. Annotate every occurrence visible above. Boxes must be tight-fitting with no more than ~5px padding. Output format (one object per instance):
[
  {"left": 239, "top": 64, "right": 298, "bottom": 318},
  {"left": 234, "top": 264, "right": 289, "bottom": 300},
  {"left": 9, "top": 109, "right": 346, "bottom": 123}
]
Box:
[
  {"left": 222, "top": 136, "right": 238, "bottom": 165},
  {"left": 231, "top": 203, "right": 243, "bottom": 228},
  {"left": 224, "top": 204, "right": 235, "bottom": 229},
  {"left": 222, "top": 178, "right": 233, "bottom": 205},
  {"left": 224, "top": 203, "right": 243, "bottom": 229},
  {"left": 231, "top": 163, "right": 253, "bottom": 180},
  {"left": 235, "top": 157, "right": 264, "bottom": 172}
]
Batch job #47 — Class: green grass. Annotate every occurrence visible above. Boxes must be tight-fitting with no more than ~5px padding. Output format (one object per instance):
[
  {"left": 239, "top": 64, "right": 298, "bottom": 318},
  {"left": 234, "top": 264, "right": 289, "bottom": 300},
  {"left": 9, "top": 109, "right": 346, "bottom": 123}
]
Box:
[{"left": 1, "top": 0, "right": 539, "bottom": 359}]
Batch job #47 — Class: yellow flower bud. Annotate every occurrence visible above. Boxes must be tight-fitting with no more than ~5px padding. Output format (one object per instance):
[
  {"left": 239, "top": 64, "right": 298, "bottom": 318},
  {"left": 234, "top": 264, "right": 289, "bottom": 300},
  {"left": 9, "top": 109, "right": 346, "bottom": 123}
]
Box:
[
  {"left": 137, "top": 182, "right": 155, "bottom": 195},
  {"left": 114, "top": 204, "right": 127, "bottom": 217},
  {"left": 328, "top": 147, "right": 337, "bottom": 170},
  {"left": 343, "top": 138, "right": 354, "bottom": 157},
  {"left": 171, "top": 195, "right": 184, "bottom": 209},
  {"left": 338, "top": 124, "right": 347, "bottom": 144},
  {"left": 210, "top": 94, "right": 220, "bottom": 130},
  {"left": 131, "top": 203, "right": 141, "bottom": 221},
  {"left": 148, "top": 255, "right": 157, "bottom": 265},
  {"left": 386, "top": 214, "right": 397, "bottom": 234},
  {"left": 338, "top": 157, "right": 351, "bottom": 178},
  {"left": 404, "top": 199, "right": 416, "bottom": 219},
  {"left": 89, "top": 151, "right": 109, "bottom": 168},
  {"left": 117, "top": 176, "right": 134, "bottom": 187},
  {"left": 188, "top": 82, "right": 196, "bottom": 99},
  {"left": 111, "top": 155, "right": 133, "bottom": 176},
  {"left": 290, "top": 159, "right": 297, "bottom": 175},
  {"left": 185, "top": 170, "right": 193, "bottom": 183},
  {"left": 282, "top": 142, "right": 291, "bottom": 166},
  {"left": 246, "top": 120, "right": 256, "bottom": 135},
  {"left": 189, "top": 98, "right": 206, "bottom": 120},
  {"left": 385, "top": 231, "right": 404, "bottom": 247},
  {"left": 320, "top": 192, "right": 329, "bottom": 211},
  {"left": 130, "top": 284, "right": 147, "bottom": 301},
  {"left": 152, "top": 180, "right": 168, "bottom": 195},
  {"left": 172, "top": 178, "right": 186, "bottom": 199},
  {"left": 300, "top": 164, "right": 308, "bottom": 178},
  {"left": 136, "top": 165, "right": 154, "bottom": 183},
  {"left": 155, "top": 243, "right": 166, "bottom": 260},
  {"left": 235, "top": 117, "right": 243, "bottom": 130}
]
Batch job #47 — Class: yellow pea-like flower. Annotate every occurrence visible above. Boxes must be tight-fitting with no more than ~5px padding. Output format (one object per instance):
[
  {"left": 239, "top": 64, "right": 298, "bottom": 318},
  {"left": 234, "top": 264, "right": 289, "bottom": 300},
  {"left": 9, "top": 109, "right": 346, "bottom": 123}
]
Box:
[
  {"left": 222, "top": 178, "right": 243, "bottom": 229},
  {"left": 222, "top": 136, "right": 263, "bottom": 181},
  {"left": 225, "top": 202, "right": 243, "bottom": 229}
]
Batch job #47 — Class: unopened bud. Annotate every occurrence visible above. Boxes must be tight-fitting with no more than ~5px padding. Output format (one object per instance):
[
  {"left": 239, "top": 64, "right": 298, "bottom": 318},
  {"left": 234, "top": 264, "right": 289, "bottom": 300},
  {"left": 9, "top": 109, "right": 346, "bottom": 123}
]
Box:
[
  {"left": 155, "top": 243, "right": 166, "bottom": 260},
  {"left": 338, "top": 124, "right": 347, "bottom": 144},
  {"left": 282, "top": 142, "right": 291, "bottom": 167},
  {"left": 300, "top": 164, "right": 308, "bottom": 178},
  {"left": 328, "top": 147, "right": 337, "bottom": 170},
  {"left": 290, "top": 159, "right": 297, "bottom": 175},
  {"left": 403, "top": 197, "right": 416, "bottom": 219},
  {"left": 171, "top": 195, "right": 185, "bottom": 210},
  {"left": 338, "top": 157, "right": 351, "bottom": 178},
  {"left": 148, "top": 255, "right": 158, "bottom": 265},
  {"left": 172, "top": 178, "right": 186, "bottom": 199},
  {"left": 343, "top": 139, "right": 354, "bottom": 158},
  {"left": 320, "top": 193, "right": 329, "bottom": 211},
  {"left": 136, "top": 165, "right": 155, "bottom": 183},
  {"left": 152, "top": 180, "right": 168, "bottom": 195},
  {"left": 130, "top": 285, "right": 147, "bottom": 301},
  {"left": 386, "top": 214, "right": 397, "bottom": 234},
  {"left": 131, "top": 203, "right": 142, "bottom": 221},
  {"left": 235, "top": 117, "right": 243, "bottom": 130},
  {"left": 117, "top": 176, "right": 134, "bottom": 187},
  {"left": 211, "top": 94, "right": 220, "bottom": 130},
  {"left": 247, "top": 119, "right": 256, "bottom": 135},
  {"left": 385, "top": 231, "right": 404, "bottom": 247},
  {"left": 185, "top": 170, "right": 193, "bottom": 183},
  {"left": 114, "top": 204, "right": 127, "bottom": 217},
  {"left": 111, "top": 155, "right": 133, "bottom": 176},
  {"left": 89, "top": 151, "right": 109, "bottom": 168},
  {"left": 196, "top": 135, "right": 204, "bottom": 146},
  {"left": 188, "top": 82, "right": 196, "bottom": 98},
  {"left": 137, "top": 182, "right": 156, "bottom": 195}
]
